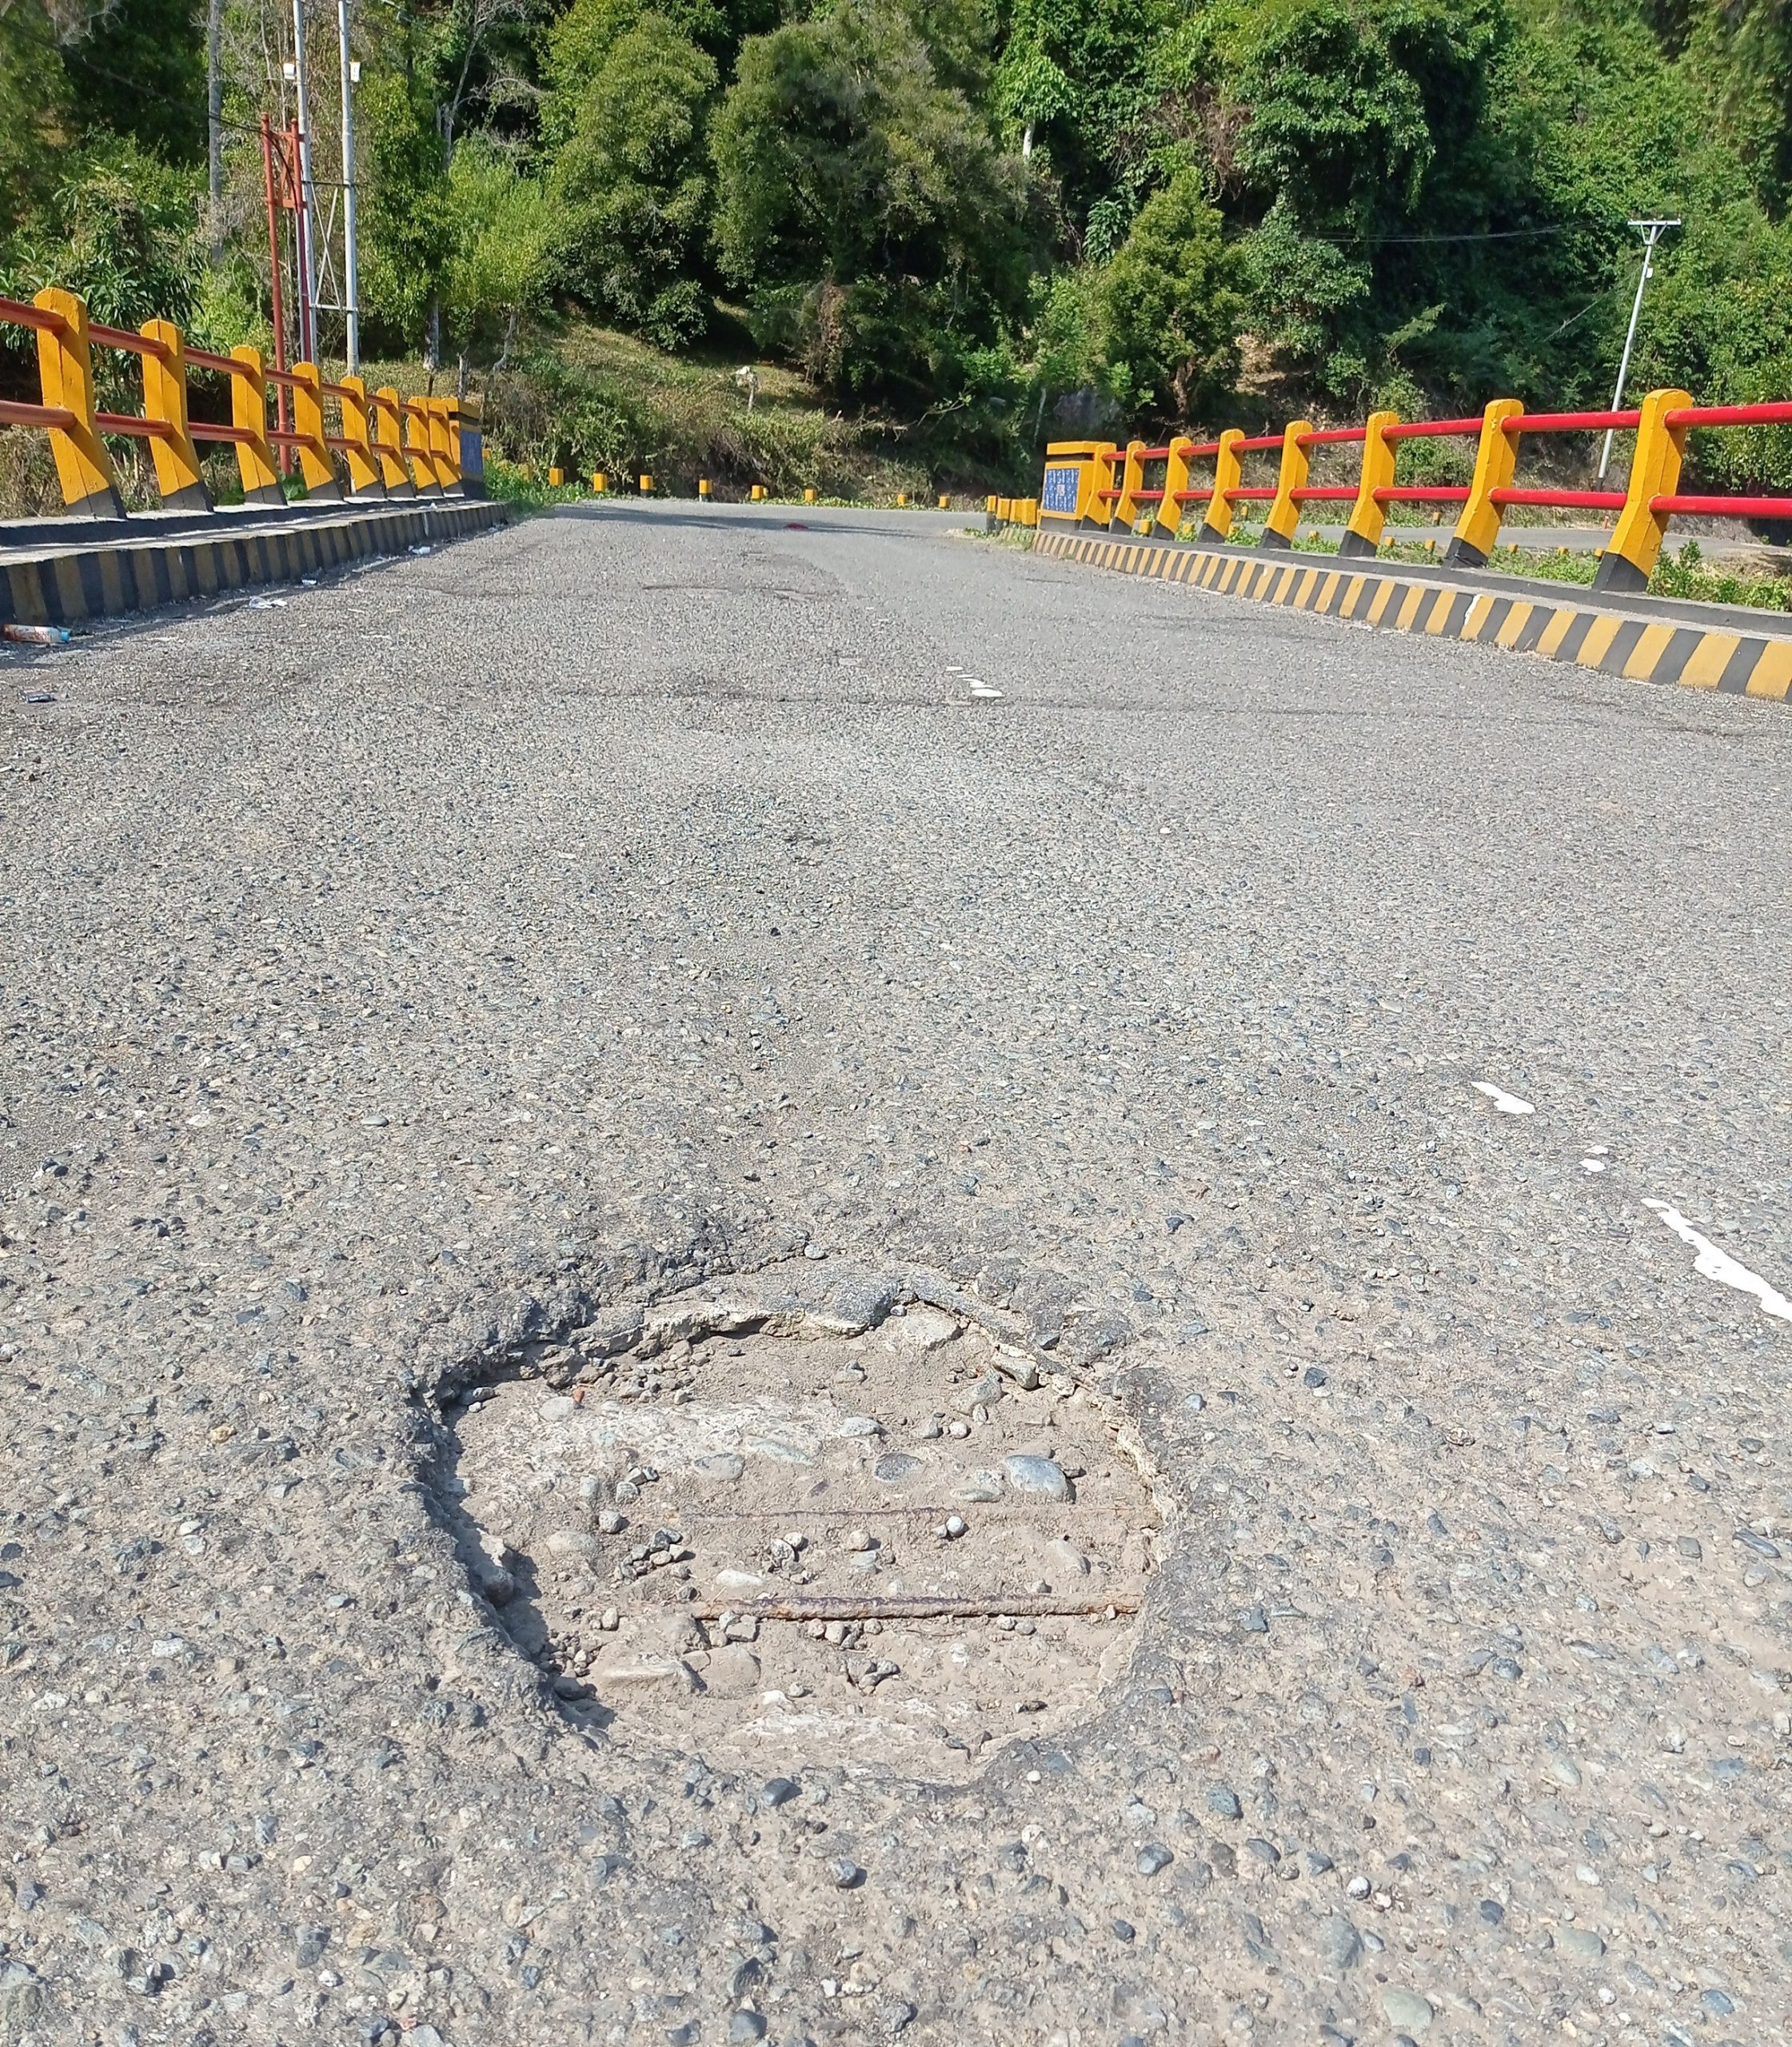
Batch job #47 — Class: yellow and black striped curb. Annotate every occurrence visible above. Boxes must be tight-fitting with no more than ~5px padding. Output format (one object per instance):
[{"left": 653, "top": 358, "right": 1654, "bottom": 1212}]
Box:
[
  {"left": 1036, "top": 529, "right": 1792, "bottom": 701},
  {"left": 2, "top": 498, "right": 511, "bottom": 629}
]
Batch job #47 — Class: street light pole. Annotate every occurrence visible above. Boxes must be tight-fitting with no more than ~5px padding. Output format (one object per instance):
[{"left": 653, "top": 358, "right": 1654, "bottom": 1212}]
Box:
[
  {"left": 337, "top": 0, "right": 361, "bottom": 373},
  {"left": 289, "top": 0, "right": 320, "bottom": 362},
  {"left": 1599, "top": 217, "right": 1679, "bottom": 480}
]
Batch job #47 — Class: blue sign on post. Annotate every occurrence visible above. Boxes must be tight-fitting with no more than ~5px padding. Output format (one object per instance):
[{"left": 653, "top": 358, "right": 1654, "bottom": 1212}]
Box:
[
  {"left": 1042, "top": 465, "right": 1080, "bottom": 516},
  {"left": 459, "top": 426, "right": 486, "bottom": 493}
]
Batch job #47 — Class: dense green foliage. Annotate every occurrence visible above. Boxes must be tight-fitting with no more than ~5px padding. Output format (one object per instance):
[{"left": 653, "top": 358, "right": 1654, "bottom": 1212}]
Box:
[
  {"left": 6, "top": 0, "right": 1792, "bottom": 485},
  {"left": 709, "top": 0, "right": 1032, "bottom": 402},
  {"left": 1096, "top": 171, "right": 1246, "bottom": 417},
  {"left": 545, "top": 0, "right": 720, "bottom": 345}
]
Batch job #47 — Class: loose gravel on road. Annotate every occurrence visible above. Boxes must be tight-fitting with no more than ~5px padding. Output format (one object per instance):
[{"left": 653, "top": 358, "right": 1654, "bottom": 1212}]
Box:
[{"left": 2, "top": 499, "right": 1790, "bottom": 2047}]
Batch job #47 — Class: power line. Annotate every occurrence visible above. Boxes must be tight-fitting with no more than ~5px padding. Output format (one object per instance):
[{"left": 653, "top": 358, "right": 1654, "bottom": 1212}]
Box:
[{"left": 1304, "top": 224, "right": 1602, "bottom": 247}]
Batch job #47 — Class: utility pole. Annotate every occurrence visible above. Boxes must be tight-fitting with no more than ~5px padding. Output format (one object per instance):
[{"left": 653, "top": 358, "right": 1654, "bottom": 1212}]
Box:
[
  {"left": 288, "top": 118, "right": 315, "bottom": 369},
  {"left": 289, "top": 0, "right": 320, "bottom": 362},
  {"left": 337, "top": 0, "right": 361, "bottom": 373},
  {"left": 259, "top": 114, "right": 292, "bottom": 472},
  {"left": 1599, "top": 217, "right": 1679, "bottom": 480}
]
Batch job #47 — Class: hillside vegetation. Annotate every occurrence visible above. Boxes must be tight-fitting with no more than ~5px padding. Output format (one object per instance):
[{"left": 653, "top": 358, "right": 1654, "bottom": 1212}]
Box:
[
  {"left": 423, "top": 322, "right": 947, "bottom": 501},
  {"left": 5, "top": 0, "right": 1792, "bottom": 497}
]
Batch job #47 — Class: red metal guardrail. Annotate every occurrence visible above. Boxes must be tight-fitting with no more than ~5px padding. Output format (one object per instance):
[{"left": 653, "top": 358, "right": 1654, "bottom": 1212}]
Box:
[
  {"left": 1041, "top": 390, "right": 1792, "bottom": 592},
  {"left": 1, "top": 286, "right": 473, "bottom": 519}
]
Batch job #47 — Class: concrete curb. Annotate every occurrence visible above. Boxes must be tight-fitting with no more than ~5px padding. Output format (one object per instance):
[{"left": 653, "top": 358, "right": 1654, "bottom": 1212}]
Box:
[
  {"left": 1036, "top": 529, "right": 1792, "bottom": 702},
  {"left": 1, "top": 497, "right": 512, "bottom": 628}
]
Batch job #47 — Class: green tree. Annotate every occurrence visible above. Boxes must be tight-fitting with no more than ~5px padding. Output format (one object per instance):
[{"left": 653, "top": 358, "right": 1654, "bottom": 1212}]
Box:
[
  {"left": 548, "top": 11, "right": 718, "bottom": 345},
  {"left": 991, "top": 0, "right": 1179, "bottom": 232},
  {"left": 0, "top": 6, "right": 73, "bottom": 279},
  {"left": 1677, "top": 0, "right": 1792, "bottom": 210},
  {"left": 710, "top": 0, "right": 1033, "bottom": 402},
  {"left": 543, "top": 0, "right": 723, "bottom": 130},
  {"left": 357, "top": 67, "right": 454, "bottom": 356},
  {"left": 10, "top": 142, "right": 202, "bottom": 331},
  {"left": 61, "top": 0, "right": 208, "bottom": 165},
  {"left": 1097, "top": 172, "right": 1245, "bottom": 421},
  {"left": 442, "top": 137, "right": 553, "bottom": 364}
]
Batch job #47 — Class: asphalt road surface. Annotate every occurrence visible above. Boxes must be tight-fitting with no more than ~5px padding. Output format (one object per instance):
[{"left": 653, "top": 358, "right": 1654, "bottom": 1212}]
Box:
[{"left": 3, "top": 500, "right": 1790, "bottom": 2047}]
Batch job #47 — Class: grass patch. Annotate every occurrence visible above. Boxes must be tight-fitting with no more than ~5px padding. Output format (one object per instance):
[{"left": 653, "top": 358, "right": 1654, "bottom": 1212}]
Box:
[
  {"left": 481, "top": 455, "right": 597, "bottom": 513},
  {"left": 439, "top": 321, "right": 951, "bottom": 504},
  {"left": 1646, "top": 541, "right": 1792, "bottom": 612}
]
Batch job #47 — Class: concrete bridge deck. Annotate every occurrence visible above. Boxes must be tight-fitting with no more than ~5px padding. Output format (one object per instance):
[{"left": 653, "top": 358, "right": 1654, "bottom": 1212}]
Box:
[{"left": 2, "top": 499, "right": 1786, "bottom": 2045}]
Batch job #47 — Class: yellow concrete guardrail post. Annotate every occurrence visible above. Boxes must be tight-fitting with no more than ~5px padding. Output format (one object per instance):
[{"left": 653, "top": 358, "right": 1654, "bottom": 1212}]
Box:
[
  {"left": 1260, "top": 418, "right": 1313, "bottom": 550},
  {"left": 425, "top": 404, "right": 453, "bottom": 491},
  {"left": 289, "top": 361, "right": 343, "bottom": 501},
  {"left": 373, "top": 387, "right": 413, "bottom": 496},
  {"left": 699, "top": 477, "right": 712, "bottom": 498},
  {"left": 31, "top": 287, "right": 123, "bottom": 517},
  {"left": 432, "top": 400, "right": 461, "bottom": 487},
  {"left": 1155, "top": 436, "right": 1193, "bottom": 538},
  {"left": 1110, "top": 438, "right": 1147, "bottom": 530},
  {"left": 1594, "top": 387, "right": 1692, "bottom": 593},
  {"left": 938, "top": 493, "right": 950, "bottom": 509},
  {"left": 228, "top": 345, "right": 285, "bottom": 506},
  {"left": 593, "top": 471, "right": 607, "bottom": 493},
  {"left": 1079, "top": 442, "right": 1119, "bottom": 529},
  {"left": 1022, "top": 497, "right": 1039, "bottom": 527},
  {"left": 335, "top": 375, "right": 385, "bottom": 497},
  {"left": 1198, "top": 428, "right": 1246, "bottom": 543},
  {"left": 138, "top": 319, "right": 211, "bottom": 510},
  {"left": 639, "top": 473, "right": 653, "bottom": 495},
  {"left": 405, "top": 401, "right": 443, "bottom": 495},
  {"left": 1445, "top": 398, "right": 1525, "bottom": 566},
  {"left": 1338, "top": 409, "right": 1399, "bottom": 557}
]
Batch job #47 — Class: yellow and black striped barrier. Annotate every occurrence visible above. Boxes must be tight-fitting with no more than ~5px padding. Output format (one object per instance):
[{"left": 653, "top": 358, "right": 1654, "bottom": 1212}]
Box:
[
  {"left": 2, "top": 499, "right": 510, "bottom": 629},
  {"left": 1034, "top": 530, "right": 1792, "bottom": 701}
]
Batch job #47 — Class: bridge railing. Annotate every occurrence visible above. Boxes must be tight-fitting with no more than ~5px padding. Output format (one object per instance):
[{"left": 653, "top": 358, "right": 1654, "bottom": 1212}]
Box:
[
  {"left": 0, "top": 285, "right": 481, "bottom": 520},
  {"left": 1031, "top": 393, "right": 1792, "bottom": 594}
]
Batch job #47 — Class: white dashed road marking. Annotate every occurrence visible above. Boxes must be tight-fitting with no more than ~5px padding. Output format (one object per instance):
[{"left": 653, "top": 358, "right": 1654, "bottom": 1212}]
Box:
[{"left": 1642, "top": 1199, "right": 1792, "bottom": 1326}]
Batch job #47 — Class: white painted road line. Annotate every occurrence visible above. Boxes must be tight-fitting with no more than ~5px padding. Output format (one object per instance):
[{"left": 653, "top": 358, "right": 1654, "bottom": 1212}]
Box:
[{"left": 1642, "top": 1199, "right": 1792, "bottom": 1325}]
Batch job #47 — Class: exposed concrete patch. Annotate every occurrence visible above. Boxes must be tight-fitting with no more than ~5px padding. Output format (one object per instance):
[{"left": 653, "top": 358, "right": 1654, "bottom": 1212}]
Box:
[{"left": 437, "top": 1259, "right": 1162, "bottom": 1781}]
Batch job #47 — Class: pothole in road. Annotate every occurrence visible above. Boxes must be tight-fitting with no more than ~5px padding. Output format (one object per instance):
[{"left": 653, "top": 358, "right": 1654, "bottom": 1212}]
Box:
[{"left": 444, "top": 1274, "right": 1161, "bottom": 1779}]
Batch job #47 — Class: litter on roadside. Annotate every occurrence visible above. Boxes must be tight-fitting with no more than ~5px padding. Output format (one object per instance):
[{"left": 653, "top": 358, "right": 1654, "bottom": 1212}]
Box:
[
  {"left": 409, "top": 544, "right": 433, "bottom": 555},
  {"left": 247, "top": 597, "right": 289, "bottom": 609},
  {"left": 21, "top": 690, "right": 54, "bottom": 704},
  {"left": 3, "top": 623, "right": 71, "bottom": 645}
]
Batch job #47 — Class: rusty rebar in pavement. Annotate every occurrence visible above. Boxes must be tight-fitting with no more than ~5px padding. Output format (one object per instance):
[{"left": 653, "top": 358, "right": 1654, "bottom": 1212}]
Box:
[{"left": 689, "top": 1591, "right": 1142, "bottom": 1622}]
